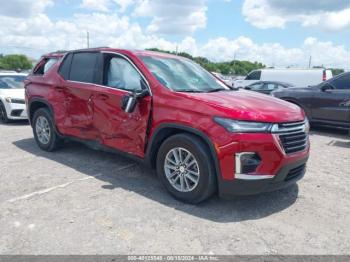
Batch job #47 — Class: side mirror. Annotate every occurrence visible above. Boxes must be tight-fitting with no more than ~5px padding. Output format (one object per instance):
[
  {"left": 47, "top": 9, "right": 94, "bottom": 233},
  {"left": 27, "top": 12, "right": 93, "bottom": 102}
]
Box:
[
  {"left": 121, "top": 89, "right": 150, "bottom": 113},
  {"left": 244, "top": 86, "right": 251, "bottom": 90},
  {"left": 321, "top": 84, "right": 333, "bottom": 92}
]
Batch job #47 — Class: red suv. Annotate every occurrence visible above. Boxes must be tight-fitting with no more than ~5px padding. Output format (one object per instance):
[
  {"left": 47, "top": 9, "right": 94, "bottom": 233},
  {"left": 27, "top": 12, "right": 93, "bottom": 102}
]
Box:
[{"left": 25, "top": 48, "right": 310, "bottom": 203}]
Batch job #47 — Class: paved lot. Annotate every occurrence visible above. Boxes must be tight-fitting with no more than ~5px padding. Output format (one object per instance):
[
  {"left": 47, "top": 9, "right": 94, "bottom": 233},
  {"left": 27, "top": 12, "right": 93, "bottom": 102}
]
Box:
[{"left": 0, "top": 122, "right": 349, "bottom": 254}]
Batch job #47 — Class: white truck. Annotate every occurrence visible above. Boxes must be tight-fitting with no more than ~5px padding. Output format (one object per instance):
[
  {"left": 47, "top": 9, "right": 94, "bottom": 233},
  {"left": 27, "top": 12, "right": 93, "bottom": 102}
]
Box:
[{"left": 233, "top": 68, "right": 333, "bottom": 88}]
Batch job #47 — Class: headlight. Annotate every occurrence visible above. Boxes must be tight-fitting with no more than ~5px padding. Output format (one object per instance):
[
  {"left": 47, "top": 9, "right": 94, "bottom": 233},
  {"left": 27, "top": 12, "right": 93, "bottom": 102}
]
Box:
[
  {"left": 214, "top": 117, "right": 273, "bottom": 133},
  {"left": 304, "top": 117, "right": 310, "bottom": 134},
  {"left": 5, "top": 97, "right": 25, "bottom": 104}
]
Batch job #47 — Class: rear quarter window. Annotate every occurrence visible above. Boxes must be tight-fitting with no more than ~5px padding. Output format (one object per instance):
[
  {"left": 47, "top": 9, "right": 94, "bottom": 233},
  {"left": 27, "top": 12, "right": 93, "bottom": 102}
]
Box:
[{"left": 33, "top": 58, "right": 59, "bottom": 75}]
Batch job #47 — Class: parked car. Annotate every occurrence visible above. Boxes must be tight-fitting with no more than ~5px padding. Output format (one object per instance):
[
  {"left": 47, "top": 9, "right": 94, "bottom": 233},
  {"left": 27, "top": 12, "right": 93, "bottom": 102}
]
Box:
[
  {"left": 234, "top": 69, "right": 333, "bottom": 88},
  {"left": 244, "top": 81, "right": 294, "bottom": 95},
  {"left": 0, "top": 72, "right": 28, "bottom": 123},
  {"left": 272, "top": 72, "right": 350, "bottom": 131},
  {"left": 25, "top": 48, "right": 310, "bottom": 203}
]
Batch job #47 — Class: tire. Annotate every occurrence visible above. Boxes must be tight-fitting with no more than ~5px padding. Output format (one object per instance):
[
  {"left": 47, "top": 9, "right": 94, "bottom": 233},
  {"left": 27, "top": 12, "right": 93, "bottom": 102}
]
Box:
[
  {"left": 156, "top": 133, "right": 216, "bottom": 204},
  {"left": 32, "top": 108, "right": 63, "bottom": 151},
  {"left": 0, "top": 101, "right": 9, "bottom": 123}
]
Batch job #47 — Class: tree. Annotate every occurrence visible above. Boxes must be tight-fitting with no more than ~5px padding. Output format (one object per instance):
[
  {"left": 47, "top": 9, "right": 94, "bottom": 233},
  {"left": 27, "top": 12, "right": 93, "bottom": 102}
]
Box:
[{"left": 0, "top": 54, "right": 32, "bottom": 70}]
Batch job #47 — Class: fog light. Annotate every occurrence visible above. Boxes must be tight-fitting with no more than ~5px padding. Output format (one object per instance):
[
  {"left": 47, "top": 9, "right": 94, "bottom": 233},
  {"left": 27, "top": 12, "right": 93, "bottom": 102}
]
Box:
[{"left": 235, "top": 152, "right": 261, "bottom": 174}]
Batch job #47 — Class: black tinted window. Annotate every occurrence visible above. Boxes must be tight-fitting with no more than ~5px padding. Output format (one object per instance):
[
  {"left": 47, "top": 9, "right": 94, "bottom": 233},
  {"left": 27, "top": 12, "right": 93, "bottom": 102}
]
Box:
[
  {"left": 331, "top": 73, "right": 350, "bottom": 89},
  {"left": 249, "top": 83, "right": 264, "bottom": 90},
  {"left": 69, "top": 52, "right": 99, "bottom": 83},
  {"left": 58, "top": 53, "right": 73, "bottom": 80},
  {"left": 245, "top": 71, "right": 261, "bottom": 80},
  {"left": 265, "top": 83, "right": 277, "bottom": 90}
]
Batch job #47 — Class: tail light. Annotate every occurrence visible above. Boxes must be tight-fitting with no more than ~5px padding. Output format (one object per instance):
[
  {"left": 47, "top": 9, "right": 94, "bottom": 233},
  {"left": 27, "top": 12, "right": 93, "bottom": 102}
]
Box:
[{"left": 323, "top": 70, "right": 327, "bottom": 81}]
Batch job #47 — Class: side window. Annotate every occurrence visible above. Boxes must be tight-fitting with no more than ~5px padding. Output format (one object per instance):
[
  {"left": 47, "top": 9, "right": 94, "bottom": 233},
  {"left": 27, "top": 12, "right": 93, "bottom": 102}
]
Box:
[
  {"left": 58, "top": 53, "right": 73, "bottom": 80},
  {"left": 69, "top": 52, "right": 99, "bottom": 84},
  {"left": 249, "top": 83, "right": 264, "bottom": 90},
  {"left": 245, "top": 70, "right": 261, "bottom": 80},
  {"left": 106, "top": 57, "right": 142, "bottom": 92},
  {"left": 265, "top": 83, "right": 277, "bottom": 90},
  {"left": 33, "top": 58, "right": 58, "bottom": 75},
  {"left": 331, "top": 74, "right": 350, "bottom": 89}
]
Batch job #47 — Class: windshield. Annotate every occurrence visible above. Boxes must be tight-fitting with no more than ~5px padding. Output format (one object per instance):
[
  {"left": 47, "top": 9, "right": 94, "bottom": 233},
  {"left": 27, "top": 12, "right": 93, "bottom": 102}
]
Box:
[
  {"left": 139, "top": 55, "right": 229, "bottom": 93},
  {"left": 0, "top": 75, "right": 26, "bottom": 89}
]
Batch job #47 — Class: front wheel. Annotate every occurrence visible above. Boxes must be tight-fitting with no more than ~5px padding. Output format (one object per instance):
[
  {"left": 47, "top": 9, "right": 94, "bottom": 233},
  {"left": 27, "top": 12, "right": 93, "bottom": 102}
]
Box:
[
  {"left": 32, "top": 108, "right": 63, "bottom": 151},
  {"left": 157, "top": 133, "right": 216, "bottom": 204},
  {"left": 0, "top": 101, "right": 9, "bottom": 123}
]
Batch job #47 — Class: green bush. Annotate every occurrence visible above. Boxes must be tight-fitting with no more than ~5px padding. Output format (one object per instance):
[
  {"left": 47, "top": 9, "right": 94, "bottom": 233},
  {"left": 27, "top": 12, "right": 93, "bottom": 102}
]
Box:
[{"left": 0, "top": 54, "right": 32, "bottom": 70}]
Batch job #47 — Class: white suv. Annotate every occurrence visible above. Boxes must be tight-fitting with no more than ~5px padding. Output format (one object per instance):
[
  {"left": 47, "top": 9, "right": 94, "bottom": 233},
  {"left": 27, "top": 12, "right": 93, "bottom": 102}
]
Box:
[{"left": 0, "top": 72, "right": 28, "bottom": 123}]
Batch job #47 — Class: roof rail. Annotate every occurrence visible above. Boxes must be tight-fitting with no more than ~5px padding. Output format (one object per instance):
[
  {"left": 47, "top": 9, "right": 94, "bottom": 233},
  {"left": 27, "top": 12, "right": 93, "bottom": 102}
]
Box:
[{"left": 69, "top": 46, "right": 110, "bottom": 52}]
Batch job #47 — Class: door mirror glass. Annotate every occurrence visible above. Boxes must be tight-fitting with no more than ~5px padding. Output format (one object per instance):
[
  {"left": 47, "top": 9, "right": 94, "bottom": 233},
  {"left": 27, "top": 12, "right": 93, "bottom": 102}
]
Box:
[
  {"left": 321, "top": 84, "right": 333, "bottom": 92},
  {"left": 121, "top": 94, "right": 137, "bottom": 113},
  {"left": 121, "top": 87, "right": 150, "bottom": 113}
]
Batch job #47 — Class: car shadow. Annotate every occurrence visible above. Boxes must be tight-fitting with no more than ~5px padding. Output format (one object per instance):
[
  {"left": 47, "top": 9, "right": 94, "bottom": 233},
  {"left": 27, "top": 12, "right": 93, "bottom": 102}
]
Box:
[
  {"left": 0, "top": 120, "right": 29, "bottom": 126},
  {"left": 13, "top": 138, "right": 299, "bottom": 223}
]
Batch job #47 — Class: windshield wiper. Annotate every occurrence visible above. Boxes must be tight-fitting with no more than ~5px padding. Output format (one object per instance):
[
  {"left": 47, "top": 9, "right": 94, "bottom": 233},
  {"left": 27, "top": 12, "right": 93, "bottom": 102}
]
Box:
[
  {"left": 206, "top": 88, "right": 228, "bottom": 93},
  {"left": 176, "top": 89, "right": 203, "bottom": 93}
]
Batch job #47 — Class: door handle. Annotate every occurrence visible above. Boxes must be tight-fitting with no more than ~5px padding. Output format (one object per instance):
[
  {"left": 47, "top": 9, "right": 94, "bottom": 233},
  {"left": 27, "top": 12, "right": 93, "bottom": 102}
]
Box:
[{"left": 97, "top": 94, "right": 109, "bottom": 101}]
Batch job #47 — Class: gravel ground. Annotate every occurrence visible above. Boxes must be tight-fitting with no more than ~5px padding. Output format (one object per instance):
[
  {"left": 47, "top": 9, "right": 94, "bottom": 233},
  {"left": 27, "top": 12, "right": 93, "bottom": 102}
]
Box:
[{"left": 0, "top": 122, "right": 349, "bottom": 255}]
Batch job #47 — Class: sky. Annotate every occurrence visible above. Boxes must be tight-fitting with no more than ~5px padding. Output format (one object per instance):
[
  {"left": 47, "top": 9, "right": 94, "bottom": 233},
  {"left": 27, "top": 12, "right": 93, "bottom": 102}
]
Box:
[{"left": 1, "top": 0, "right": 350, "bottom": 69}]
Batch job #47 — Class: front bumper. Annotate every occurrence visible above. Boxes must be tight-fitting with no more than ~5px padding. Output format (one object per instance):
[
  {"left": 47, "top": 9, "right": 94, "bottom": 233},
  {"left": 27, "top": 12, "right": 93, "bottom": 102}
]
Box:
[
  {"left": 218, "top": 157, "right": 308, "bottom": 197},
  {"left": 4, "top": 101, "right": 28, "bottom": 120}
]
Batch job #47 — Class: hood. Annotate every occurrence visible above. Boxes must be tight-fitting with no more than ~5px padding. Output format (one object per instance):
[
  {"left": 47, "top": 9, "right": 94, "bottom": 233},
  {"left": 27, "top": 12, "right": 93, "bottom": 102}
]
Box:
[
  {"left": 0, "top": 89, "right": 25, "bottom": 99},
  {"left": 180, "top": 90, "right": 304, "bottom": 123}
]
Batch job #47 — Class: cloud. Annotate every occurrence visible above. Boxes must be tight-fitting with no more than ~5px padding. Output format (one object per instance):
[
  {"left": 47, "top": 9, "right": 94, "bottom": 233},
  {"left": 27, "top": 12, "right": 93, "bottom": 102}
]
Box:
[
  {"left": 1, "top": 0, "right": 349, "bottom": 70},
  {"left": 113, "top": 0, "right": 135, "bottom": 12},
  {"left": 133, "top": 0, "right": 207, "bottom": 35},
  {"left": 242, "top": 0, "right": 350, "bottom": 31},
  {"left": 81, "top": 0, "right": 135, "bottom": 12},
  {"left": 0, "top": 0, "right": 53, "bottom": 18},
  {"left": 81, "top": 0, "right": 111, "bottom": 12}
]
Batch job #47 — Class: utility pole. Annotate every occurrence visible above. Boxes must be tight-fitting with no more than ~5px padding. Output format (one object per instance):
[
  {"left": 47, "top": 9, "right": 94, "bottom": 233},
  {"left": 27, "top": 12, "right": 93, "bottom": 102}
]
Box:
[
  {"left": 175, "top": 45, "right": 178, "bottom": 55},
  {"left": 308, "top": 55, "right": 312, "bottom": 68},
  {"left": 87, "top": 31, "right": 90, "bottom": 48}
]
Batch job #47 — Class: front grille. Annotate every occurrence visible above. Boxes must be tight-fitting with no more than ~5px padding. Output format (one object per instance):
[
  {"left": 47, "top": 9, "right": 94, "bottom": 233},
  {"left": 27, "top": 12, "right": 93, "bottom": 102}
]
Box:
[
  {"left": 11, "top": 109, "right": 23, "bottom": 117},
  {"left": 11, "top": 98, "right": 25, "bottom": 104},
  {"left": 285, "top": 164, "right": 306, "bottom": 181},
  {"left": 272, "top": 121, "right": 309, "bottom": 154}
]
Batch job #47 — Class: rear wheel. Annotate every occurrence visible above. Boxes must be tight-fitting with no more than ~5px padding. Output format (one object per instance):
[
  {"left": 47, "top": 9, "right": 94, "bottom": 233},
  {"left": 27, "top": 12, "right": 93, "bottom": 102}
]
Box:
[
  {"left": 157, "top": 133, "right": 216, "bottom": 204},
  {"left": 32, "top": 108, "right": 63, "bottom": 151},
  {"left": 0, "top": 101, "right": 9, "bottom": 123}
]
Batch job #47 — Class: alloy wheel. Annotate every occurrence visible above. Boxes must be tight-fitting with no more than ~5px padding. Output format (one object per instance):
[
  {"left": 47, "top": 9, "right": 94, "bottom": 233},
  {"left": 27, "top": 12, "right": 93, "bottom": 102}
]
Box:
[
  {"left": 164, "top": 147, "right": 200, "bottom": 192},
  {"left": 35, "top": 116, "right": 51, "bottom": 145}
]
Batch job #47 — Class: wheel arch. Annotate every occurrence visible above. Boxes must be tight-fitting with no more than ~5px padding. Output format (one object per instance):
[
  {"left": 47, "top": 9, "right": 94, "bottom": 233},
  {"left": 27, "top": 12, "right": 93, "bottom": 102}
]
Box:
[
  {"left": 28, "top": 98, "right": 54, "bottom": 126},
  {"left": 145, "top": 123, "right": 221, "bottom": 181}
]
